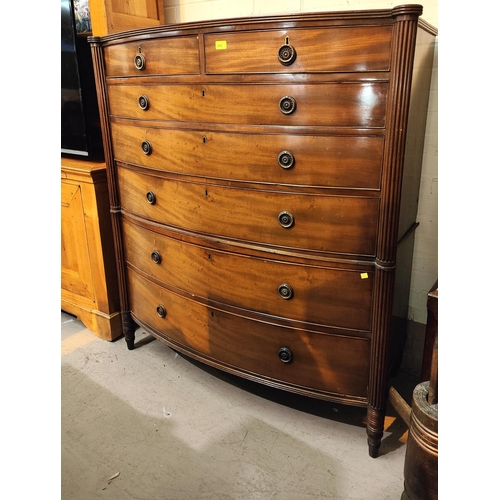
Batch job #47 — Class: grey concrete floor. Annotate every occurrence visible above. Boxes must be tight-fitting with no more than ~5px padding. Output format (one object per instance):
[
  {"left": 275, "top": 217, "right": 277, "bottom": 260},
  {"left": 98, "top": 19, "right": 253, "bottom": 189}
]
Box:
[{"left": 62, "top": 311, "right": 416, "bottom": 500}]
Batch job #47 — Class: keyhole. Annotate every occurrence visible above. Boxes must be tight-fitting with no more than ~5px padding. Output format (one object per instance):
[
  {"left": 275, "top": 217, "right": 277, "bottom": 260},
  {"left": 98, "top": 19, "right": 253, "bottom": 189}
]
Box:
[
  {"left": 285, "top": 36, "right": 289, "bottom": 45},
  {"left": 202, "top": 136, "right": 207, "bottom": 144},
  {"left": 201, "top": 89, "right": 205, "bottom": 97}
]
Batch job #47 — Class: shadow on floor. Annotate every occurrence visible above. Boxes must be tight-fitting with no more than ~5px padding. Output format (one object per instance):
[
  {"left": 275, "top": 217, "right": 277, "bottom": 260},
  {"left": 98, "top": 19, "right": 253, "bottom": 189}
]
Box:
[
  {"left": 132, "top": 331, "right": 415, "bottom": 457},
  {"left": 63, "top": 364, "right": 348, "bottom": 500}
]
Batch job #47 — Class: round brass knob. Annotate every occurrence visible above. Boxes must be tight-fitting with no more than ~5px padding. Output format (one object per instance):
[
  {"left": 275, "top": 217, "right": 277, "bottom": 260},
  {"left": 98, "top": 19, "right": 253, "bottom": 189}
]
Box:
[
  {"left": 278, "top": 150, "right": 294, "bottom": 169},
  {"left": 138, "top": 95, "right": 149, "bottom": 110},
  {"left": 278, "top": 347, "right": 293, "bottom": 363},
  {"left": 156, "top": 305, "right": 166, "bottom": 318},
  {"left": 278, "top": 44, "right": 296, "bottom": 66},
  {"left": 278, "top": 211, "right": 294, "bottom": 228},
  {"left": 279, "top": 96, "right": 296, "bottom": 115},
  {"left": 141, "top": 140, "right": 152, "bottom": 155},
  {"left": 151, "top": 250, "right": 162, "bottom": 264},
  {"left": 146, "top": 191, "right": 156, "bottom": 205},
  {"left": 278, "top": 283, "right": 294, "bottom": 300},
  {"left": 134, "top": 52, "right": 146, "bottom": 70}
]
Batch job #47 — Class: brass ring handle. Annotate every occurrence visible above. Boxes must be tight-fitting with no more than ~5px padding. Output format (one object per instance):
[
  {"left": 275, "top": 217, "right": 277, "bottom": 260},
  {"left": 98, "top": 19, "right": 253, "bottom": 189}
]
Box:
[
  {"left": 151, "top": 250, "right": 162, "bottom": 264},
  {"left": 278, "top": 211, "right": 294, "bottom": 228},
  {"left": 138, "top": 95, "right": 149, "bottom": 110},
  {"left": 134, "top": 52, "right": 146, "bottom": 70},
  {"left": 146, "top": 191, "right": 156, "bottom": 205},
  {"left": 278, "top": 150, "right": 294, "bottom": 169},
  {"left": 141, "top": 140, "right": 152, "bottom": 155},
  {"left": 156, "top": 305, "right": 166, "bottom": 318},
  {"left": 278, "top": 44, "right": 296, "bottom": 65},
  {"left": 279, "top": 96, "right": 296, "bottom": 115},
  {"left": 278, "top": 347, "right": 293, "bottom": 363},
  {"left": 278, "top": 284, "right": 294, "bottom": 300}
]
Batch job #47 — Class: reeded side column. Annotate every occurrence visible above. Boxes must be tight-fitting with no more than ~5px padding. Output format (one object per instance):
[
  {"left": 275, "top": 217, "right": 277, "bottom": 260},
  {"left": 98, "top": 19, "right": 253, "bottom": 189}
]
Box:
[
  {"left": 89, "top": 38, "right": 136, "bottom": 349},
  {"left": 367, "top": 5, "right": 422, "bottom": 457}
]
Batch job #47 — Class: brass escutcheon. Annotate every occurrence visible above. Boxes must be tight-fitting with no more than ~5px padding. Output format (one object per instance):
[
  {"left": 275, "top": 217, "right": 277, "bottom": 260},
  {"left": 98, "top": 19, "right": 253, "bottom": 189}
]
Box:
[
  {"left": 151, "top": 250, "right": 162, "bottom": 264},
  {"left": 278, "top": 283, "right": 294, "bottom": 300},
  {"left": 134, "top": 48, "right": 146, "bottom": 70},
  {"left": 138, "top": 94, "right": 149, "bottom": 110},
  {"left": 279, "top": 96, "right": 296, "bottom": 115},
  {"left": 278, "top": 150, "right": 294, "bottom": 169},
  {"left": 278, "top": 210, "right": 294, "bottom": 228},
  {"left": 156, "top": 305, "right": 166, "bottom": 318},
  {"left": 278, "top": 39, "right": 296, "bottom": 66},
  {"left": 278, "top": 347, "right": 293, "bottom": 363},
  {"left": 146, "top": 191, "right": 156, "bottom": 205},
  {"left": 141, "top": 140, "right": 152, "bottom": 155}
]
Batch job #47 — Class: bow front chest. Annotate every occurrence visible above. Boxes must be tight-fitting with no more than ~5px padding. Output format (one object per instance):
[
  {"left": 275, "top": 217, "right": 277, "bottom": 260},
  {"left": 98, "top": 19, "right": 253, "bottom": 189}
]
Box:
[{"left": 90, "top": 5, "right": 437, "bottom": 457}]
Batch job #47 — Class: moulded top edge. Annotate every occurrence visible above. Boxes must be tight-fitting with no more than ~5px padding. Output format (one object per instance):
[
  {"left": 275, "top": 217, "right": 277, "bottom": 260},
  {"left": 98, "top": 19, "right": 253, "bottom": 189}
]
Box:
[
  {"left": 418, "top": 17, "right": 438, "bottom": 36},
  {"left": 88, "top": 5, "right": 426, "bottom": 44}
]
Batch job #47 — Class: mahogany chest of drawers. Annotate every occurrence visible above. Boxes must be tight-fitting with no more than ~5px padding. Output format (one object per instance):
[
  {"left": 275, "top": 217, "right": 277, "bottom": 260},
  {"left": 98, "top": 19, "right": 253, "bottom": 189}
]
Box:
[{"left": 90, "top": 5, "right": 437, "bottom": 457}]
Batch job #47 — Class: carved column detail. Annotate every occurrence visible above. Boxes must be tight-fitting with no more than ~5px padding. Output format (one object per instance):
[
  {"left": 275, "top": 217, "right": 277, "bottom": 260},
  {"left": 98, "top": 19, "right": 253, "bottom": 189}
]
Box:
[
  {"left": 367, "top": 7, "right": 421, "bottom": 458},
  {"left": 90, "top": 39, "right": 136, "bottom": 349}
]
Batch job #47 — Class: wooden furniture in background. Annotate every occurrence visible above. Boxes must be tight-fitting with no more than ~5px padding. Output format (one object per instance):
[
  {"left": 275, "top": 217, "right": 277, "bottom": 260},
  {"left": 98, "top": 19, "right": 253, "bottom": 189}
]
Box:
[
  {"left": 88, "top": 0, "right": 164, "bottom": 36},
  {"left": 390, "top": 279, "right": 438, "bottom": 499},
  {"left": 61, "top": 157, "right": 122, "bottom": 340},
  {"left": 421, "top": 279, "right": 438, "bottom": 383},
  {"left": 90, "top": 5, "right": 437, "bottom": 457},
  {"left": 402, "top": 283, "right": 438, "bottom": 500},
  {"left": 61, "top": 2, "right": 164, "bottom": 339}
]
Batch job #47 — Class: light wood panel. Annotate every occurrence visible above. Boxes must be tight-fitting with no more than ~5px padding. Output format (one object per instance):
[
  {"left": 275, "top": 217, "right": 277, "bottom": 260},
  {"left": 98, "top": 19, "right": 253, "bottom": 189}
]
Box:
[
  {"left": 89, "top": 0, "right": 165, "bottom": 36},
  {"left": 61, "top": 158, "right": 121, "bottom": 340}
]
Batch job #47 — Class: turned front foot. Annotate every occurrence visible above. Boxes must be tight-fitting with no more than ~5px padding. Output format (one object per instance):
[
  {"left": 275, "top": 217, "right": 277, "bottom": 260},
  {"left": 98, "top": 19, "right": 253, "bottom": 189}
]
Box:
[
  {"left": 368, "top": 439, "right": 381, "bottom": 458},
  {"left": 367, "top": 405, "right": 385, "bottom": 458},
  {"left": 122, "top": 311, "right": 136, "bottom": 350}
]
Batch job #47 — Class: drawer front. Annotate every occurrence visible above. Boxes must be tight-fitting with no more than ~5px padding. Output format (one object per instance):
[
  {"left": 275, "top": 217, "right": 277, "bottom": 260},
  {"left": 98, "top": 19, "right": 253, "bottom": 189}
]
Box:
[
  {"left": 107, "top": 82, "right": 388, "bottom": 128},
  {"left": 122, "top": 218, "right": 373, "bottom": 331},
  {"left": 204, "top": 26, "right": 392, "bottom": 74},
  {"left": 118, "top": 168, "right": 379, "bottom": 256},
  {"left": 103, "top": 36, "right": 201, "bottom": 77},
  {"left": 128, "top": 268, "right": 370, "bottom": 398},
  {"left": 112, "top": 122, "right": 383, "bottom": 190}
]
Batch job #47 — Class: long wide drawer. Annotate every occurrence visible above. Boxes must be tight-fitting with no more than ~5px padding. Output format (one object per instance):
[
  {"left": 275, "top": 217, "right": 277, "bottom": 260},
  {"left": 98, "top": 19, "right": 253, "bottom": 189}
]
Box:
[
  {"left": 106, "top": 82, "right": 388, "bottom": 128},
  {"left": 117, "top": 167, "right": 379, "bottom": 256},
  {"left": 111, "top": 122, "right": 384, "bottom": 190},
  {"left": 128, "top": 268, "right": 370, "bottom": 398},
  {"left": 204, "top": 25, "right": 392, "bottom": 74},
  {"left": 122, "top": 218, "right": 374, "bottom": 332}
]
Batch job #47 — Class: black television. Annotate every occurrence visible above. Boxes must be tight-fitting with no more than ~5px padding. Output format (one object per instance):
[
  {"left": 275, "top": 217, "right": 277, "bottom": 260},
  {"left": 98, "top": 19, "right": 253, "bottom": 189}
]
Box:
[{"left": 61, "top": 0, "right": 103, "bottom": 160}]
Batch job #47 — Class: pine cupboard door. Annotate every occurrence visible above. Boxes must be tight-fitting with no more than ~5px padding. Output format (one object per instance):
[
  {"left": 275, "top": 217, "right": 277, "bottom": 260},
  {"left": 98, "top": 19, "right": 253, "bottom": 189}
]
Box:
[
  {"left": 88, "top": 0, "right": 165, "bottom": 36},
  {"left": 61, "top": 179, "right": 95, "bottom": 303},
  {"left": 61, "top": 159, "right": 121, "bottom": 341}
]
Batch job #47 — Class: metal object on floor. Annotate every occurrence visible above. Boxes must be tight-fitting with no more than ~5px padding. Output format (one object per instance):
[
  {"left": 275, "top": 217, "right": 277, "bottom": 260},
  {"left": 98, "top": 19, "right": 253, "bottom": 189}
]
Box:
[
  {"left": 402, "top": 381, "right": 438, "bottom": 500},
  {"left": 390, "top": 281, "right": 438, "bottom": 500}
]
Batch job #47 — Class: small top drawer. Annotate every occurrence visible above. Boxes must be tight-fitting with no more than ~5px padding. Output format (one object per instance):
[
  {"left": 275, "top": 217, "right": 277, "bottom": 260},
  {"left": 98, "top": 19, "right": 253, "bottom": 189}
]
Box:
[
  {"left": 103, "top": 36, "right": 201, "bottom": 77},
  {"left": 204, "top": 26, "right": 392, "bottom": 74}
]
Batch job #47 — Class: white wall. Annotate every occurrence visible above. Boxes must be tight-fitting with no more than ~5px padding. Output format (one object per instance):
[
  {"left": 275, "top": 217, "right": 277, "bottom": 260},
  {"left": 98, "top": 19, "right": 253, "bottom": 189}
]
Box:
[
  {"left": 163, "top": 0, "right": 439, "bottom": 325},
  {"left": 163, "top": 0, "right": 438, "bottom": 26}
]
